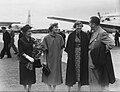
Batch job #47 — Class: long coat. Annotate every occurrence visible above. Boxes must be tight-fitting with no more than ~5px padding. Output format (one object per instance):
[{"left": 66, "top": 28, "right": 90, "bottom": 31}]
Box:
[
  {"left": 65, "top": 30, "right": 89, "bottom": 86},
  {"left": 42, "top": 34, "right": 64, "bottom": 85},
  {"left": 18, "top": 36, "right": 36, "bottom": 85},
  {"left": 90, "top": 43, "right": 115, "bottom": 86},
  {"left": 89, "top": 26, "right": 115, "bottom": 88}
]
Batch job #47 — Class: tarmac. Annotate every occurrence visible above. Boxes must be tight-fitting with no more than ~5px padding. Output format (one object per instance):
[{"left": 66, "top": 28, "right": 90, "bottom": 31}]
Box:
[{"left": 0, "top": 42, "right": 120, "bottom": 92}]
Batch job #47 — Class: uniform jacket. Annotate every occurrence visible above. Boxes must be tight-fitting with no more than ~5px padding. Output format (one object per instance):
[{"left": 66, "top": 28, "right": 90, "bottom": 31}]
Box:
[{"left": 3, "top": 31, "right": 11, "bottom": 45}]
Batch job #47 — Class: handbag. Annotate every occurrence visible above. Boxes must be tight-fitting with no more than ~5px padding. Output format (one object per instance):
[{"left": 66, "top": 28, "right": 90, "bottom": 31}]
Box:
[
  {"left": 33, "top": 59, "right": 42, "bottom": 68},
  {"left": 42, "top": 64, "right": 50, "bottom": 76}
]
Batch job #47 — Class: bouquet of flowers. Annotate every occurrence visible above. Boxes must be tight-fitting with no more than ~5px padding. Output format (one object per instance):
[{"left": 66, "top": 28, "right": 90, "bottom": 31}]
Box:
[
  {"left": 31, "top": 38, "right": 45, "bottom": 68},
  {"left": 32, "top": 38, "right": 45, "bottom": 59}
]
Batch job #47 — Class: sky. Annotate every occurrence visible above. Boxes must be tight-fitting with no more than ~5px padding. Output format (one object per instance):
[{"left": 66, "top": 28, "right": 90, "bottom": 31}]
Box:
[{"left": 0, "top": 0, "right": 119, "bottom": 30}]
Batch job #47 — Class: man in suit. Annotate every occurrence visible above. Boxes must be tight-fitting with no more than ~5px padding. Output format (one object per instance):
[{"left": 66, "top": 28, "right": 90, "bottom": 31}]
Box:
[
  {"left": 88, "top": 16, "right": 115, "bottom": 91},
  {"left": 0, "top": 27, "right": 11, "bottom": 59}
]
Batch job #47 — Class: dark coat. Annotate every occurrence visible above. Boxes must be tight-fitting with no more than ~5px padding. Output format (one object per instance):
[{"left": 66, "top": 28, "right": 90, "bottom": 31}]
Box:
[
  {"left": 114, "top": 31, "right": 119, "bottom": 40},
  {"left": 0, "top": 31, "right": 11, "bottom": 58},
  {"left": 90, "top": 43, "right": 115, "bottom": 86},
  {"left": 18, "top": 36, "right": 36, "bottom": 85},
  {"left": 65, "top": 31, "right": 89, "bottom": 86},
  {"left": 19, "top": 32, "right": 24, "bottom": 39},
  {"left": 18, "top": 36, "right": 34, "bottom": 63},
  {"left": 3, "top": 31, "right": 11, "bottom": 45}
]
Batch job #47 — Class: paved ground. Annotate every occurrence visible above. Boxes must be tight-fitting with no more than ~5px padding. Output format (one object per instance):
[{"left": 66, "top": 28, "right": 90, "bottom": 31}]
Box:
[{"left": 0, "top": 42, "right": 120, "bottom": 91}]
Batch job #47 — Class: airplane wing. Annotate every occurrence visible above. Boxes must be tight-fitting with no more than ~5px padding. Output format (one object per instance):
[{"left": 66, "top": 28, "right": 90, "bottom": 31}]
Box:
[
  {"left": 47, "top": 16, "right": 120, "bottom": 33},
  {"left": 105, "top": 15, "right": 120, "bottom": 18},
  {"left": 47, "top": 17, "right": 89, "bottom": 25},
  {"left": 0, "top": 22, "right": 20, "bottom": 26}
]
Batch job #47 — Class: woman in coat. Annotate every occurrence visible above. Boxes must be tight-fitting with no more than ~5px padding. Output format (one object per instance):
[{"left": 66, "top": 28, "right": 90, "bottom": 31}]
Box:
[
  {"left": 18, "top": 25, "right": 36, "bottom": 92},
  {"left": 65, "top": 21, "right": 89, "bottom": 92},
  {"left": 41, "top": 23, "right": 64, "bottom": 92}
]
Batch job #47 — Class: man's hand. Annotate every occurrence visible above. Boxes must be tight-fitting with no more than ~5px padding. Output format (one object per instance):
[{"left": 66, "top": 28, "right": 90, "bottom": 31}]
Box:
[{"left": 89, "top": 64, "right": 95, "bottom": 69}]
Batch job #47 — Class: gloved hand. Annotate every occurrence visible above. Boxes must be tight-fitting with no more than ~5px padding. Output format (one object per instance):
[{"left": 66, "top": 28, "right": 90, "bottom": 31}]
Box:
[{"left": 25, "top": 55, "right": 34, "bottom": 62}]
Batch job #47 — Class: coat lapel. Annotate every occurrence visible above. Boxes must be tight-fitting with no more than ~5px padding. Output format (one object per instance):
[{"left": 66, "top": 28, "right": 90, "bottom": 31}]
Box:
[
  {"left": 89, "top": 32, "right": 99, "bottom": 44},
  {"left": 89, "top": 27, "right": 101, "bottom": 44}
]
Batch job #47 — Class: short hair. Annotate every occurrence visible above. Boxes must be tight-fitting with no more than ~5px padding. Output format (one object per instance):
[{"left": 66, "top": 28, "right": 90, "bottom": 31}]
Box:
[
  {"left": 1, "top": 26, "right": 6, "bottom": 29},
  {"left": 49, "top": 23, "right": 58, "bottom": 32},
  {"left": 90, "top": 16, "right": 100, "bottom": 26},
  {"left": 73, "top": 21, "right": 83, "bottom": 28}
]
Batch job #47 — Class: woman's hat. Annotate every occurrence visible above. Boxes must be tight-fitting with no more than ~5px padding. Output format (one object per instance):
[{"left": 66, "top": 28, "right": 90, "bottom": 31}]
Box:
[
  {"left": 21, "top": 24, "right": 32, "bottom": 33},
  {"left": 50, "top": 23, "right": 58, "bottom": 27}
]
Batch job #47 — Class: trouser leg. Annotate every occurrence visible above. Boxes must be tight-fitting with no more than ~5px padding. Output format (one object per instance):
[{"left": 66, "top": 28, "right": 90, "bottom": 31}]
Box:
[
  {"left": 117, "top": 41, "right": 120, "bottom": 46},
  {"left": 0, "top": 46, "right": 6, "bottom": 58},
  {"left": 6, "top": 45, "right": 11, "bottom": 58}
]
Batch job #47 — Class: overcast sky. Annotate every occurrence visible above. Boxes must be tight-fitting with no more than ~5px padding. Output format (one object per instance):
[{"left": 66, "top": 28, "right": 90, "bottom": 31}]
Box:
[{"left": 0, "top": 0, "right": 119, "bottom": 29}]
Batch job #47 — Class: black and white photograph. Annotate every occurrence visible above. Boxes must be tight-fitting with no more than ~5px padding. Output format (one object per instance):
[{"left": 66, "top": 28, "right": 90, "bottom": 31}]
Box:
[{"left": 0, "top": 0, "right": 120, "bottom": 91}]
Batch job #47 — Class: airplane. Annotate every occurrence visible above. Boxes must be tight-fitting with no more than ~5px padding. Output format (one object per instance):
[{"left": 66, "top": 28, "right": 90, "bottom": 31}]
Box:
[
  {"left": 8, "top": 10, "right": 32, "bottom": 31},
  {"left": 0, "top": 10, "right": 30, "bottom": 30},
  {"left": 98, "top": 12, "right": 120, "bottom": 22},
  {"left": 47, "top": 16, "right": 120, "bottom": 33},
  {"left": 0, "top": 22, "right": 20, "bottom": 27},
  {"left": 9, "top": 11, "right": 49, "bottom": 33}
]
